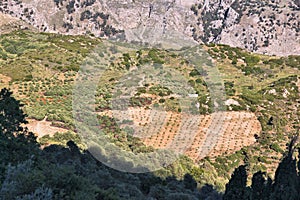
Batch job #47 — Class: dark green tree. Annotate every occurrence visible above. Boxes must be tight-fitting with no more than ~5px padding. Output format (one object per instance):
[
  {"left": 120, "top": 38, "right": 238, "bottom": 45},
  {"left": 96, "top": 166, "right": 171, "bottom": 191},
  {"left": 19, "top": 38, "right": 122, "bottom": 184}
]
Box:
[
  {"left": 270, "top": 155, "right": 299, "bottom": 200},
  {"left": 0, "top": 88, "right": 27, "bottom": 135},
  {"left": 0, "top": 88, "right": 38, "bottom": 179},
  {"left": 298, "top": 148, "right": 300, "bottom": 197},
  {"left": 251, "top": 171, "right": 271, "bottom": 200},
  {"left": 223, "top": 165, "right": 250, "bottom": 200},
  {"left": 183, "top": 174, "right": 197, "bottom": 191},
  {"left": 270, "top": 135, "right": 299, "bottom": 200},
  {"left": 199, "top": 184, "right": 222, "bottom": 200}
]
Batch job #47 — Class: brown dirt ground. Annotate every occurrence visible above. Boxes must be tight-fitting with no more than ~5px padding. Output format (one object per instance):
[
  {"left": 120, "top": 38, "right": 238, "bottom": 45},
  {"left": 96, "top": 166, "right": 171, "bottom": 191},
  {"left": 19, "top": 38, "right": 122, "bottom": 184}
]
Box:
[
  {"left": 25, "top": 117, "right": 69, "bottom": 138},
  {"left": 0, "top": 73, "right": 12, "bottom": 86},
  {"left": 99, "top": 108, "right": 262, "bottom": 160}
]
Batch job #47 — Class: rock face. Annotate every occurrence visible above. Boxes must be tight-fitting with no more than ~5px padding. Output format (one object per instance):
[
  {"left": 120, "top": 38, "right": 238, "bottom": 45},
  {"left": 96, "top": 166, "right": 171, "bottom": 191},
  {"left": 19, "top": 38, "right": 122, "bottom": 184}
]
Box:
[
  {"left": 192, "top": 0, "right": 300, "bottom": 56},
  {"left": 0, "top": 0, "right": 299, "bottom": 56}
]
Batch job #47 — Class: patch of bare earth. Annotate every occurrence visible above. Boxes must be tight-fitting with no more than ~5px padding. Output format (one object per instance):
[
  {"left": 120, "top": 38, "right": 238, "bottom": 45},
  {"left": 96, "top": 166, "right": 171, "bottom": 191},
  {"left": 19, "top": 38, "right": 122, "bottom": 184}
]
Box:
[
  {"left": 0, "top": 74, "right": 11, "bottom": 86},
  {"left": 0, "top": 13, "right": 18, "bottom": 26},
  {"left": 25, "top": 117, "right": 69, "bottom": 138},
  {"left": 99, "top": 108, "right": 262, "bottom": 161}
]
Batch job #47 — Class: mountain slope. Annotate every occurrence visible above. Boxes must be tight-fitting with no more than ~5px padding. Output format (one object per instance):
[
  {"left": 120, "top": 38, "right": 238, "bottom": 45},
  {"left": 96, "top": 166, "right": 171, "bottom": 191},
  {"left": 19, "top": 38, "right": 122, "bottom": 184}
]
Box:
[{"left": 0, "top": 0, "right": 299, "bottom": 56}]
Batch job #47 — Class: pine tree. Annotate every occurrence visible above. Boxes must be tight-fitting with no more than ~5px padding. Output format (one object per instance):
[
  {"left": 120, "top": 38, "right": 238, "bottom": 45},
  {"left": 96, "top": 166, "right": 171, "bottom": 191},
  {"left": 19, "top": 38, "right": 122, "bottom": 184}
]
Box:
[
  {"left": 298, "top": 148, "right": 300, "bottom": 197},
  {"left": 183, "top": 174, "right": 197, "bottom": 190},
  {"left": 0, "top": 88, "right": 27, "bottom": 135},
  {"left": 270, "top": 140, "right": 299, "bottom": 200},
  {"left": 223, "top": 165, "right": 251, "bottom": 200},
  {"left": 251, "top": 171, "right": 271, "bottom": 200},
  {"left": 270, "top": 155, "right": 299, "bottom": 200},
  {"left": 0, "top": 88, "right": 38, "bottom": 179}
]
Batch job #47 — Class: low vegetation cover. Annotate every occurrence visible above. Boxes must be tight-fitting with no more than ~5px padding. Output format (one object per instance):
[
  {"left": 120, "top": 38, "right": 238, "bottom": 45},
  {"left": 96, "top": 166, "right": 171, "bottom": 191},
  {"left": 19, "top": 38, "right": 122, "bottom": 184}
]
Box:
[{"left": 0, "top": 30, "right": 299, "bottom": 198}]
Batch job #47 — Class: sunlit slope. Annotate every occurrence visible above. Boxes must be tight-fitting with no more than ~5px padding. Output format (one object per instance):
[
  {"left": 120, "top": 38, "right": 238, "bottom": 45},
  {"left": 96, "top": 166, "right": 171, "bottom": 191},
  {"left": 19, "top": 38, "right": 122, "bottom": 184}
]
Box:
[{"left": 0, "top": 31, "right": 299, "bottom": 169}]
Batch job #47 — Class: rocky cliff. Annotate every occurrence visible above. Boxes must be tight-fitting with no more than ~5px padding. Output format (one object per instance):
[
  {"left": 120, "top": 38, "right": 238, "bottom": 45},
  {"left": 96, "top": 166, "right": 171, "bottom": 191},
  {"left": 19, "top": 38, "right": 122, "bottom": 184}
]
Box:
[{"left": 0, "top": 0, "right": 299, "bottom": 55}]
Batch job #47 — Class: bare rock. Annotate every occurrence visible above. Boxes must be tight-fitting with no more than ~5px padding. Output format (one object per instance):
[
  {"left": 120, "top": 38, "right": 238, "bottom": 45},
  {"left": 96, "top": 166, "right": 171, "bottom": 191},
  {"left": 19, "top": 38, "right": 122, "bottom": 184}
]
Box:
[{"left": 0, "top": 0, "right": 299, "bottom": 56}]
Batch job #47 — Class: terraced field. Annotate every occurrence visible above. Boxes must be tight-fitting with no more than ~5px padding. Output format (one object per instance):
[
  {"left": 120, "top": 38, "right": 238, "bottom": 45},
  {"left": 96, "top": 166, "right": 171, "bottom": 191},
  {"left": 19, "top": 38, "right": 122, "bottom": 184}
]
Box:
[{"left": 99, "top": 108, "right": 262, "bottom": 160}]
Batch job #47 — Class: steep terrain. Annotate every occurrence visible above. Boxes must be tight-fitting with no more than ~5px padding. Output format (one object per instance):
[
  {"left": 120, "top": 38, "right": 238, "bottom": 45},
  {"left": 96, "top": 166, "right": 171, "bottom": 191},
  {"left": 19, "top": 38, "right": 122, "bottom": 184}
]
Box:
[
  {"left": 0, "top": 0, "right": 299, "bottom": 55},
  {"left": 0, "top": 30, "right": 299, "bottom": 161},
  {"left": 0, "top": 30, "right": 299, "bottom": 192},
  {"left": 0, "top": 1, "right": 299, "bottom": 197}
]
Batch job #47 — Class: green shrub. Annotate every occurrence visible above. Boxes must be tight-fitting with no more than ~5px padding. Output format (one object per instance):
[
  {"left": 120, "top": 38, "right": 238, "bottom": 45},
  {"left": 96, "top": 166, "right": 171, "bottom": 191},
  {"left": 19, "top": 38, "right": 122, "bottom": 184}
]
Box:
[
  {"left": 244, "top": 55, "right": 260, "bottom": 66},
  {"left": 270, "top": 143, "right": 283, "bottom": 153}
]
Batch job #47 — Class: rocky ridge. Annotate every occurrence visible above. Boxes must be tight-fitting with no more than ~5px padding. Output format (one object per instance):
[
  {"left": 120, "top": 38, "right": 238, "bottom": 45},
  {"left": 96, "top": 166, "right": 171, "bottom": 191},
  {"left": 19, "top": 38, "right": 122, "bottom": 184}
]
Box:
[{"left": 0, "top": 0, "right": 299, "bottom": 56}]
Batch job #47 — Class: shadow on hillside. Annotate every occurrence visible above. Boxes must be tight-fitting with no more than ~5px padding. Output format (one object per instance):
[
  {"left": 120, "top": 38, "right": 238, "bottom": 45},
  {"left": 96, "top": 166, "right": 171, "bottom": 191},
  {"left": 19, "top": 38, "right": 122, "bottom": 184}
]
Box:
[{"left": 0, "top": 139, "right": 223, "bottom": 199}]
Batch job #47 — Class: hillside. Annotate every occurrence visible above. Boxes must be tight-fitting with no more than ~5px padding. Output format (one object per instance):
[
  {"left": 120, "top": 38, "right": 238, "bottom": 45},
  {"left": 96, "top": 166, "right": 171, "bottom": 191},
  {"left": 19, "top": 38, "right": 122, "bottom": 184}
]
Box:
[
  {"left": 0, "top": 0, "right": 299, "bottom": 56},
  {"left": 0, "top": 1, "right": 299, "bottom": 197},
  {"left": 0, "top": 30, "right": 299, "bottom": 191}
]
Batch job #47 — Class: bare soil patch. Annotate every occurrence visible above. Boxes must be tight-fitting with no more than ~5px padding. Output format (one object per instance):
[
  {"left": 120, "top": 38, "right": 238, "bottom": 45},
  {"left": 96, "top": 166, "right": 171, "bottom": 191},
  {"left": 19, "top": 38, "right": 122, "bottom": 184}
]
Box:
[
  {"left": 25, "top": 118, "right": 69, "bottom": 138},
  {"left": 0, "top": 74, "right": 12, "bottom": 85},
  {"left": 99, "top": 108, "right": 262, "bottom": 160}
]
